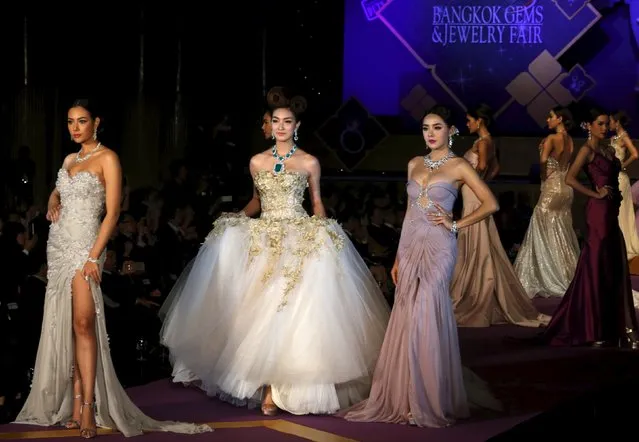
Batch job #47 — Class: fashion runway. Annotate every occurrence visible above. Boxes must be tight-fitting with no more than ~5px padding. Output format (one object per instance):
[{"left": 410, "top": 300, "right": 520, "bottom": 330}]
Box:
[{"left": 2, "top": 298, "right": 638, "bottom": 441}]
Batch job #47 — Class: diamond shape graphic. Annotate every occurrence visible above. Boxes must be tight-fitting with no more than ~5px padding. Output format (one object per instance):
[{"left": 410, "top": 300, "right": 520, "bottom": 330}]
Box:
[
  {"left": 553, "top": 0, "right": 591, "bottom": 20},
  {"left": 361, "top": 0, "right": 394, "bottom": 21},
  {"left": 560, "top": 64, "right": 596, "bottom": 101},
  {"left": 375, "top": 0, "right": 601, "bottom": 122},
  {"left": 401, "top": 85, "right": 437, "bottom": 121},
  {"left": 316, "top": 98, "right": 388, "bottom": 171}
]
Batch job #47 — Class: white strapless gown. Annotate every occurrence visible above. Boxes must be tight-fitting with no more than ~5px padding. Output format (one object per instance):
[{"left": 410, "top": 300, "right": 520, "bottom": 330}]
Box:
[
  {"left": 159, "top": 170, "right": 391, "bottom": 415},
  {"left": 14, "top": 168, "right": 212, "bottom": 437}
]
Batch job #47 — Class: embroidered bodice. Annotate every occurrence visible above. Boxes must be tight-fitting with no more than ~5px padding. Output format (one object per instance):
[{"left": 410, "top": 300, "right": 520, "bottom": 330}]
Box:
[
  {"left": 47, "top": 168, "right": 106, "bottom": 275},
  {"left": 254, "top": 171, "right": 309, "bottom": 220}
]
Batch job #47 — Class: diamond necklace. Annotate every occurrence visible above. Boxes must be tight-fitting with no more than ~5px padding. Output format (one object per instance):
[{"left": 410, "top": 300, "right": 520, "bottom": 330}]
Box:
[
  {"left": 75, "top": 142, "right": 102, "bottom": 163},
  {"left": 424, "top": 150, "right": 456, "bottom": 171},
  {"left": 272, "top": 144, "right": 297, "bottom": 174}
]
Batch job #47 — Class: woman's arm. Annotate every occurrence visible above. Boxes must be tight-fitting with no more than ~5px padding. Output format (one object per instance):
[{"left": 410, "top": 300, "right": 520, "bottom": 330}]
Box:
[
  {"left": 88, "top": 151, "right": 122, "bottom": 261},
  {"left": 240, "top": 156, "right": 262, "bottom": 217},
  {"left": 46, "top": 189, "right": 61, "bottom": 222},
  {"left": 391, "top": 157, "right": 421, "bottom": 285},
  {"left": 476, "top": 139, "right": 489, "bottom": 176},
  {"left": 307, "top": 156, "right": 326, "bottom": 217},
  {"left": 46, "top": 154, "right": 76, "bottom": 222},
  {"left": 451, "top": 160, "right": 499, "bottom": 229},
  {"left": 539, "top": 136, "right": 554, "bottom": 181},
  {"left": 622, "top": 133, "right": 639, "bottom": 170},
  {"left": 565, "top": 145, "right": 604, "bottom": 199}
]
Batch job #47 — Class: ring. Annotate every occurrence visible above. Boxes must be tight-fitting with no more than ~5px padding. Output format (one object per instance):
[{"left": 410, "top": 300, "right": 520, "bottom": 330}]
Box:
[{"left": 84, "top": 275, "right": 89, "bottom": 281}]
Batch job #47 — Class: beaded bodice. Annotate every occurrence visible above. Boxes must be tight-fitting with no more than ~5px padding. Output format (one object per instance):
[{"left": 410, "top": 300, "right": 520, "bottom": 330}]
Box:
[
  {"left": 57, "top": 169, "right": 106, "bottom": 223},
  {"left": 47, "top": 168, "right": 106, "bottom": 275},
  {"left": 254, "top": 171, "right": 309, "bottom": 220}
]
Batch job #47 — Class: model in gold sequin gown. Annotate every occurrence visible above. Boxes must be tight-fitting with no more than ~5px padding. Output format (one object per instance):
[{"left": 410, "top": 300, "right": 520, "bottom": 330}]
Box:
[
  {"left": 612, "top": 132, "right": 639, "bottom": 259},
  {"left": 160, "top": 170, "right": 390, "bottom": 415},
  {"left": 514, "top": 140, "right": 579, "bottom": 298},
  {"left": 14, "top": 169, "right": 212, "bottom": 437}
]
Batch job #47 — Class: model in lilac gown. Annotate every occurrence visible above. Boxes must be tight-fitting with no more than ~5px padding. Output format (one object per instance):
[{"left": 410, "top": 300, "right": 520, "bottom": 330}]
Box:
[{"left": 341, "top": 106, "right": 502, "bottom": 428}]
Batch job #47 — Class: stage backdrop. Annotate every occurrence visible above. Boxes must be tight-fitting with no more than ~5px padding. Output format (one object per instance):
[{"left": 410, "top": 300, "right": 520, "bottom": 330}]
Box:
[{"left": 343, "top": 0, "right": 638, "bottom": 135}]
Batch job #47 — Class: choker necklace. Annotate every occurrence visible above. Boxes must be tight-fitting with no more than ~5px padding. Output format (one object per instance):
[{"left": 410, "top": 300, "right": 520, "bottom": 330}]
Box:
[
  {"left": 424, "top": 150, "right": 456, "bottom": 171},
  {"left": 272, "top": 144, "right": 297, "bottom": 174},
  {"left": 75, "top": 142, "right": 102, "bottom": 163}
]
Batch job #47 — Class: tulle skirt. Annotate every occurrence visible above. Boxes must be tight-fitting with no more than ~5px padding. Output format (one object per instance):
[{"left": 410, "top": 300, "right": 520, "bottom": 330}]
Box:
[{"left": 159, "top": 213, "right": 391, "bottom": 415}]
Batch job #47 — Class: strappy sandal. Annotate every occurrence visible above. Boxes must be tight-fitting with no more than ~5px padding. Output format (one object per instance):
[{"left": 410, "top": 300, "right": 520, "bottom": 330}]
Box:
[
  {"left": 63, "top": 395, "right": 82, "bottom": 429},
  {"left": 79, "top": 401, "right": 97, "bottom": 439}
]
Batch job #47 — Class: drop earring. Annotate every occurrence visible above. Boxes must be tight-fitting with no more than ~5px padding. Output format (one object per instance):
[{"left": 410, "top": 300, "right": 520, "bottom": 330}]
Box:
[
  {"left": 93, "top": 127, "right": 98, "bottom": 141},
  {"left": 448, "top": 126, "right": 459, "bottom": 148},
  {"left": 294, "top": 129, "right": 299, "bottom": 142}
]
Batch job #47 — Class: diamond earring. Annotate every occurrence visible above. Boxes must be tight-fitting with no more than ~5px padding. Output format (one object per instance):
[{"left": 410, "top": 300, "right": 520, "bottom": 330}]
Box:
[{"left": 294, "top": 129, "right": 299, "bottom": 142}]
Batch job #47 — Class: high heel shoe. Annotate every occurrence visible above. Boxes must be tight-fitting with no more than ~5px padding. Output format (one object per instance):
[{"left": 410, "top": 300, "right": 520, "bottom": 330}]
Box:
[
  {"left": 79, "top": 401, "right": 97, "bottom": 439},
  {"left": 261, "top": 402, "right": 278, "bottom": 416},
  {"left": 63, "top": 395, "right": 82, "bottom": 429},
  {"left": 620, "top": 328, "right": 639, "bottom": 350},
  {"left": 260, "top": 386, "right": 279, "bottom": 416}
]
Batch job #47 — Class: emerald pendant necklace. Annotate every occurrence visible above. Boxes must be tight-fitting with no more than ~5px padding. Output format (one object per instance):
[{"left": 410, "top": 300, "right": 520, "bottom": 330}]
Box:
[{"left": 272, "top": 144, "right": 297, "bottom": 174}]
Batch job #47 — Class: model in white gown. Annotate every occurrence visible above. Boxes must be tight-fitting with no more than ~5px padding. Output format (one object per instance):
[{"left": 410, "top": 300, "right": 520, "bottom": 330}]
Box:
[
  {"left": 160, "top": 107, "right": 390, "bottom": 416},
  {"left": 14, "top": 166, "right": 212, "bottom": 437},
  {"left": 610, "top": 119, "right": 639, "bottom": 259}
]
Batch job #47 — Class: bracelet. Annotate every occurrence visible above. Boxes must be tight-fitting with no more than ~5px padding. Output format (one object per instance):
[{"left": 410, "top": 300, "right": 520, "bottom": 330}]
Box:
[
  {"left": 451, "top": 221, "right": 458, "bottom": 234},
  {"left": 87, "top": 257, "right": 99, "bottom": 264}
]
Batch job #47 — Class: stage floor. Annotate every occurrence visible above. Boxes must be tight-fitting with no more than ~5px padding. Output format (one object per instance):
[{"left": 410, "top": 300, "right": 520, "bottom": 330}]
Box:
[{"left": 2, "top": 297, "right": 638, "bottom": 441}]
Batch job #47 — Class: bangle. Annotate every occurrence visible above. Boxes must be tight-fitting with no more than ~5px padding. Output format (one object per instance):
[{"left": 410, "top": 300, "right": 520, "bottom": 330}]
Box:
[
  {"left": 451, "top": 221, "right": 458, "bottom": 234},
  {"left": 87, "top": 257, "right": 99, "bottom": 264}
]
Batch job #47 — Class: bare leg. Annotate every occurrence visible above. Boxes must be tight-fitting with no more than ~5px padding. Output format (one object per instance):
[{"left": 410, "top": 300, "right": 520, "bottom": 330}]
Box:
[
  {"left": 71, "top": 271, "right": 97, "bottom": 437},
  {"left": 63, "top": 361, "right": 82, "bottom": 429}
]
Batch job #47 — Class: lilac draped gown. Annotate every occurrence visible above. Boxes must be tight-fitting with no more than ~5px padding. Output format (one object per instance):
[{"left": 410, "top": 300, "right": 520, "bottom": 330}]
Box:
[{"left": 341, "top": 181, "right": 500, "bottom": 427}]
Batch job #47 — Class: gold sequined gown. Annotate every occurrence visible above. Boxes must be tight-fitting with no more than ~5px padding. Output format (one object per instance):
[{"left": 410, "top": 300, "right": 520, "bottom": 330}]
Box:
[
  {"left": 160, "top": 170, "right": 391, "bottom": 415},
  {"left": 612, "top": 134, "right": 639, "bottom": 259},
  {"left": 14, "top": 169, "right": 212, "bottom": 437},
  {"left": 513, "top": 142, "right": 580, "bottom": 298}
]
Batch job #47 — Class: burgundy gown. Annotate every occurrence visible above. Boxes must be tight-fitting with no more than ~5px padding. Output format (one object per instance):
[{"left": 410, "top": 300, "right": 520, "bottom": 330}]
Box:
[{"left": 543, "top": 150, "right": 639, "bottom": 346}]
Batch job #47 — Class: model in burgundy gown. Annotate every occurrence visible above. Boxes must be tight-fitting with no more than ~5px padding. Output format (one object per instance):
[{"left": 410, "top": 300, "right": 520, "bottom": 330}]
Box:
[{"left": 543, "top": 148, "right": 639, "bottom": 347}]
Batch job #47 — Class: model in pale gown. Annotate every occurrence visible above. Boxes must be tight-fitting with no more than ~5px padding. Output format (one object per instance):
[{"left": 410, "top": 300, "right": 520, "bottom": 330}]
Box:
[
  {"left": 14, "top": 101, "right": 211, "bottom": 437},
  {"left": 514, "top": 106, "right": 580, "bottom": 298},
  {"left": 610, "top": 111, "right": 639, "bottom": 259},
  {"left": 450, "top": 105, "right": 550, "bottom": 327},
  {"left": 341, "top": 106, "right": 502, "bottom": 428},
  {"left": 160, "top": 105, "right": 390, "bottom": 416}
]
